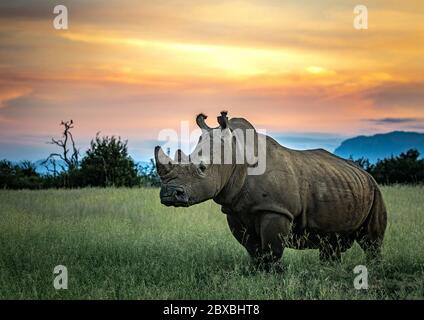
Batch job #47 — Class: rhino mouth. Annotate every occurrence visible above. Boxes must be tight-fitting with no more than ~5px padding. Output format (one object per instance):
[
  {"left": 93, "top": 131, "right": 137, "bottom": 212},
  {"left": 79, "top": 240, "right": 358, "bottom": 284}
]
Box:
[
  {"left": 160, "top": 186, "right": 191, "bottom": 207},
  {"left": 161, "top": 196, "right": 190, "bottom": 207}
]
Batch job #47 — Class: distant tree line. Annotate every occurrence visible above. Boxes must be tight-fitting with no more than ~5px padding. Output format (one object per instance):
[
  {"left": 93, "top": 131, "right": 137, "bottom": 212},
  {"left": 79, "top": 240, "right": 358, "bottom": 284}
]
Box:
[
  {"left": 351, "top": 149, "right": 424, "bottom": 184},
  {"left": 1, "top": 120, "right": 423, "bottom": 189},
  {"left": 0, "top": 120, "right": 160, "bottom": 189}
]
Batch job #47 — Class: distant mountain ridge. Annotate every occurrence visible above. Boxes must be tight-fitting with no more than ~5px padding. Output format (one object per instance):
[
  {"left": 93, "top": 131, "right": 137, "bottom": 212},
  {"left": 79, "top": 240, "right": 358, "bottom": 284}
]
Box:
[{"left": 334, "top": 131, "right": 424, "bottom": 162}]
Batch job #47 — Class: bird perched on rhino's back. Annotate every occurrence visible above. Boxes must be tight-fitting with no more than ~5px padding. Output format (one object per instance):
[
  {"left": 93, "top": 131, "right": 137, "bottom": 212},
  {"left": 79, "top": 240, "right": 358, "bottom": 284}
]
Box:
[{"left": 155, "top": 111, "right": 387, "bottom": 270}]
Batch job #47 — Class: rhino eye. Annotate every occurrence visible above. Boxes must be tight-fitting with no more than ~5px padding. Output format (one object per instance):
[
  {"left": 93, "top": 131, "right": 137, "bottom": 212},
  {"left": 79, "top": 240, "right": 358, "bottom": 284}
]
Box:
[{"left": 198, "top": 161, "right": 207, "bottom": 173}]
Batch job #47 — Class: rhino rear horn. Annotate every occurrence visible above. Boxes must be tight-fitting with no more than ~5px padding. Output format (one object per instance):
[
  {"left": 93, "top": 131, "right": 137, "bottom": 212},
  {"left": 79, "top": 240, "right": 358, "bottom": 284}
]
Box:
[
  {"left": 154, "top": 146, "right": 173, "bottom": 176},
  {"left": 174, "top": 149, "right": 189, "bottom": 163}
]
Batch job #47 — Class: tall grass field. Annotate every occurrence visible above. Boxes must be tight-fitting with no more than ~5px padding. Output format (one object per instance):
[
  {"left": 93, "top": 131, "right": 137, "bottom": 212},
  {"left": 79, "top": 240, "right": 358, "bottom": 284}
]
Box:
[{"left": 0, "top": 186, "right": 423, "bottom": 299}]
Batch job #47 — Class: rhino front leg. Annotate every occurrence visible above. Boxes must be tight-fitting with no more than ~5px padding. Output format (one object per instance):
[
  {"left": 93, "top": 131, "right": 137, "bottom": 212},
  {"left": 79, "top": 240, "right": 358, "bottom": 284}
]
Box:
[
  {"left": 257, "top": 212, "right": 292, "bottom": 272},
  {"left": 226, "top": 215, "right": 262, "bottom": 260}
]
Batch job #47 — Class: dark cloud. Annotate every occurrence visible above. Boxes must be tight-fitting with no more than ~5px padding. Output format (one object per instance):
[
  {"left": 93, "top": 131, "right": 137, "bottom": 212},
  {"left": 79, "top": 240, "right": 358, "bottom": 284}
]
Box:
[
  {"left": 366, "top": 117, "right": 424, "bottom": 125},
  {"left": 363, "top": 82, "right": 424, "bottom": 107},
  {"left": 0, "top": 0, "right": 95, "bottom": 20},
  {"left": 0, "top": 0, "right": 414, "bottom": 54},
  {"left": 408, "top": 125, "right": 424, "bottom": 131},
  {"left": 0, "top": 0, "right": 52, "bottom": 20}
]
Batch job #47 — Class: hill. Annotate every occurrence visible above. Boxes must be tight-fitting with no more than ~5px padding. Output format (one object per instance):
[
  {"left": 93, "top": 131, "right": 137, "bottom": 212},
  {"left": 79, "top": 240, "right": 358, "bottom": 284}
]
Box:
[{"left": 334, "top": 131, "right": 424, "bottom": 162}]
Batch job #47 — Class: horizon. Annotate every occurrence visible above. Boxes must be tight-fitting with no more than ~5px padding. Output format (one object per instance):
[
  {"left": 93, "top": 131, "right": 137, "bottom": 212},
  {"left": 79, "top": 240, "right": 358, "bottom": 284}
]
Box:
[
  {"left": 2, "top": 128, "right": 423, "bottom": 164},
  {"left": 1, "top": 1, "right": 423, "bottom": 161}
]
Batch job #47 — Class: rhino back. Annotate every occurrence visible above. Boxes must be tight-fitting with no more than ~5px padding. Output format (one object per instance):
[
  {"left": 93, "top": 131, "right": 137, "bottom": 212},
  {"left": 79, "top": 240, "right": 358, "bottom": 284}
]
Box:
[{"left": 245, "top": 136, "right": 376, "bottom": 233}]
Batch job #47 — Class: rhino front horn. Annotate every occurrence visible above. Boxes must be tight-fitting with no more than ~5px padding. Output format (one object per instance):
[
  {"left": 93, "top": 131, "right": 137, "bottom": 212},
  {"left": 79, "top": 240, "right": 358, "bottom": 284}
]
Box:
[{"left": 154, "top": 146, "right": 173, "bottom": 176}]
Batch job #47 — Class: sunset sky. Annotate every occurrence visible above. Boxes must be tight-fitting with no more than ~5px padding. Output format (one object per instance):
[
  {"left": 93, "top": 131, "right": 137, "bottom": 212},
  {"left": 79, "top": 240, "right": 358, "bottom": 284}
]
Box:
[{"left": 0, "top": 0, "right": 423, "bottom": 161}]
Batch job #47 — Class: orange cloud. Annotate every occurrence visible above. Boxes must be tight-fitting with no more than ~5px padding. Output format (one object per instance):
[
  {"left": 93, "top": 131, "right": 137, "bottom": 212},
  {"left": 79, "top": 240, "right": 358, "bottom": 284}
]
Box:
[{"left": 0, "top": 0, "right": 423, "bottom": 160}]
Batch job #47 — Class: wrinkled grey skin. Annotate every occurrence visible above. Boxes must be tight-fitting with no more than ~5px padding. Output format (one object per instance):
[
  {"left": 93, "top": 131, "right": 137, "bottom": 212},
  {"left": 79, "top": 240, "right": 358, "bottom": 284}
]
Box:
[{"left": 155, "top": 112, "right": 387, "bottom": 270}]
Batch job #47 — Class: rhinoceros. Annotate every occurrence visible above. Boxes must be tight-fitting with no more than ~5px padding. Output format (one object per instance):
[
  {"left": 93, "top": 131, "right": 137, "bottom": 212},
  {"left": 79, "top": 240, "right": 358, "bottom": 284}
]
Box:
[{"left": 155, "top": 112, "right": 387, "bottom": 270}]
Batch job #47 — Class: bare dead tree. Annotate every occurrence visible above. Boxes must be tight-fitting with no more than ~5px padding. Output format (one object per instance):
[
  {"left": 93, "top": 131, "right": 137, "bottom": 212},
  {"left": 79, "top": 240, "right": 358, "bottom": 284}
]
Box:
[
  {"left": 43, "top": 120, "right": 79, "bottom": 172},
  {"left": 42, "top": 158, "right": 58, "bottom": 177}
]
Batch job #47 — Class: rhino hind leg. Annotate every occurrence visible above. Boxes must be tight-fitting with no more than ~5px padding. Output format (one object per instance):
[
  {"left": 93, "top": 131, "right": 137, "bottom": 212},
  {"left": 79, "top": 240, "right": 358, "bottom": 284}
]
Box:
[
  {"left": 357, "top": 232, "right": 384, "bottom": 261},
  {"left": 357, "top": 188, "right": 387, "bottom": 261},
  {"left": 256, "top": 212, "right": 292, "bottom": 272}
]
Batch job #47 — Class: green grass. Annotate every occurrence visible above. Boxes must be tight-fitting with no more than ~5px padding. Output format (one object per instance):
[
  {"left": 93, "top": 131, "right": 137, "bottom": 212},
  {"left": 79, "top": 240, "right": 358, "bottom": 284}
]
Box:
[{"left": 0, "top": 186, "right": 423, "bottom": 299}]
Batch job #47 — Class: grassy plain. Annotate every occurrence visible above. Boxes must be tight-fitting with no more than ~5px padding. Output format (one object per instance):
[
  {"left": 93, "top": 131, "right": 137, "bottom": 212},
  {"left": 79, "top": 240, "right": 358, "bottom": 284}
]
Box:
[{"left": 0, "top": 186, "right": 422, "bottom": 299}]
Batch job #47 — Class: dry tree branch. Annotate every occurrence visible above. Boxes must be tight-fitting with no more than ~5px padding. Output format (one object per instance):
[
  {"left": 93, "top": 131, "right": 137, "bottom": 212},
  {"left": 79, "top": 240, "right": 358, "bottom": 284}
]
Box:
[{"left": 44, "top": 120, "right": 79, "bottom": 172}]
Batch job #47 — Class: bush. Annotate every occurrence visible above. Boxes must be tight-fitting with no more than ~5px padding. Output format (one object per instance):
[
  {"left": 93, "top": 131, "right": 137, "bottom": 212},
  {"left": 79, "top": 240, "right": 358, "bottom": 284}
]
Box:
[
  {"left": 0, "top": 160, "right": 44, "bottom": 189},
  {"left": 353, "top": 149, "right": 424, "bottom": 184},
  {"left": 79, "top": 134, "right": 139, "bottom": 187}
]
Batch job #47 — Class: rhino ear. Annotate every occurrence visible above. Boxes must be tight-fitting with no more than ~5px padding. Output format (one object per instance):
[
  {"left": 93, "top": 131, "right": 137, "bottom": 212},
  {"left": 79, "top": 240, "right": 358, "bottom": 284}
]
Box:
[
  {"left": 217, "top": 111, "right": 229, "bottom": 129},
  {"left": 155, "top": 146, "right": 173, "bottom": 176}
]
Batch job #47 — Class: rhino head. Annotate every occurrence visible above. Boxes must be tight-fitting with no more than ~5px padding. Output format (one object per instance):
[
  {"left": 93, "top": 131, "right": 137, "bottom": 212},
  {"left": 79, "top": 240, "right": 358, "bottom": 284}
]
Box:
[{"left": 155, "top": 111, "right": 258, "bottom": 207}]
